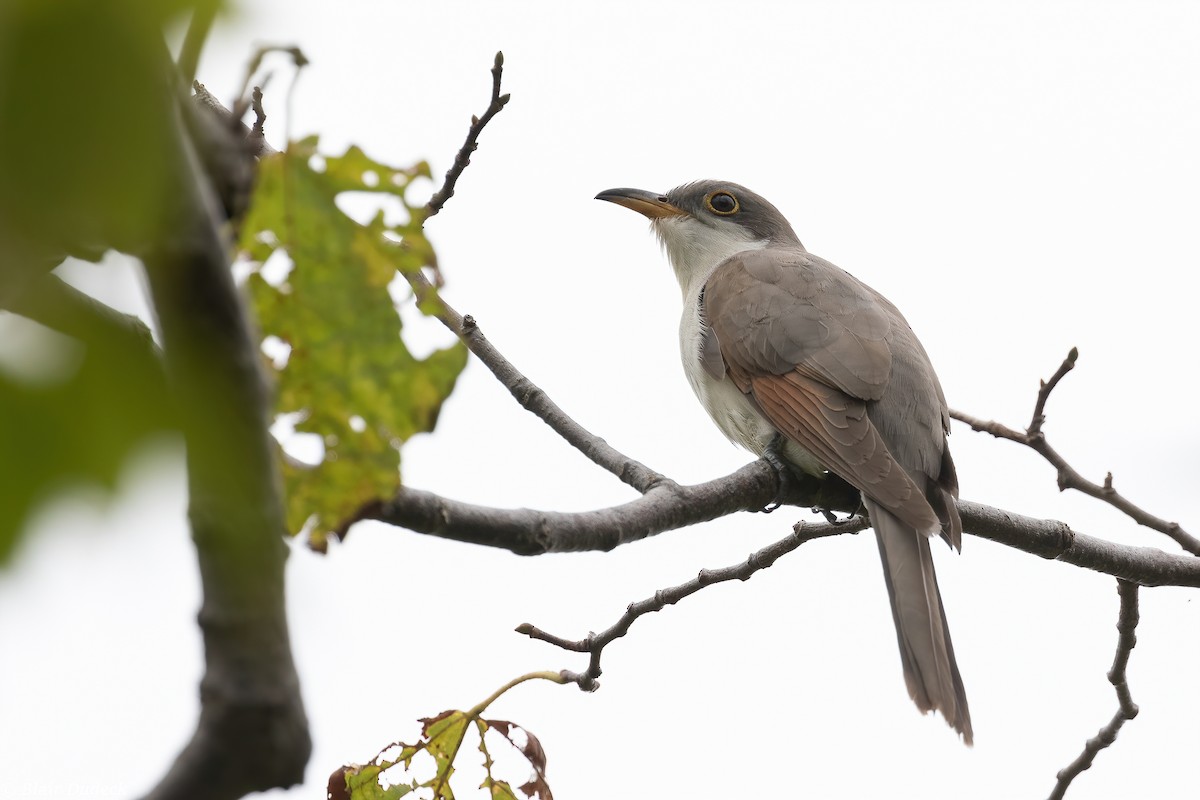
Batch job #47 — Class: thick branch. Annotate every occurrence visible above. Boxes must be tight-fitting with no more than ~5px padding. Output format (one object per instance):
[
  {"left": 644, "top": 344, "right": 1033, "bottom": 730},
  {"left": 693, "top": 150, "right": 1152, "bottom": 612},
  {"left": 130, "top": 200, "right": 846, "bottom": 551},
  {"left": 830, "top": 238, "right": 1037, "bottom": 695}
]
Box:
[
  {"left": 348, "top": 460, "right": 783, "bottom": 552},
  {"left": 1049, "top": 580, "right": 1140, "bottom": 799},
  {"left": 518, "top": 516, "right": 869, "bottom": 690},
  {"left": 958, "top": 501, "right": 1200, "bottom": 587},
  {"left": 355, "top": 484, "right": 1200, "bottom": 587},
  {"left": 388, "top": 278, "right": 1198, "bottom": 588},
  {"left": 951, "top": 350, "right": 1199, "bottom": 556},
  {"left": 138, "top": 69, "right": 308, "bottom": 800}
]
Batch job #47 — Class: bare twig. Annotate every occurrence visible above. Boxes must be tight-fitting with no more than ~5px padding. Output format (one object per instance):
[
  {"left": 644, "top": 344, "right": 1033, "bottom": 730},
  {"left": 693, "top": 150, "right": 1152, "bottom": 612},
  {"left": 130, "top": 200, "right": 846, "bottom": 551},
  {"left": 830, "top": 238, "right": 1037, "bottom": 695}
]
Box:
[
  {"left": 191, "top": 81, "right": 278, "bottom": 158},
  {"left": 1048, "top": 580, "right": 1140, "bottom": 799},
  {"left": 400, "top": 268, "right": 669, "bottom": 495},
  {"left": 951, "top": 350, "right": 1200, "bottom": 555},
  {"left": 1028, "top": 346, "right": 1078, "bottom": 436},
  {"left": 517, "top": 516, "right": 870, "bottom": 690},
  {"left": 250, "top": 86, "right": 268, "bottom": 151},
  {"left": 424, "top": 51, "right": 511, "bottom": 220}
]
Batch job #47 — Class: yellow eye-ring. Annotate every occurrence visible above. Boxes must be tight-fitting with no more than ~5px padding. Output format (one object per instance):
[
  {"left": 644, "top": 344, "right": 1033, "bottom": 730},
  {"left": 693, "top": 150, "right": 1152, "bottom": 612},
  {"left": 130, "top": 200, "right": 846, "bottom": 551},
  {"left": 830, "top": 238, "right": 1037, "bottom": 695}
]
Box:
[{"left": 705, "top": 191, "right": 739, "bottom": 215}]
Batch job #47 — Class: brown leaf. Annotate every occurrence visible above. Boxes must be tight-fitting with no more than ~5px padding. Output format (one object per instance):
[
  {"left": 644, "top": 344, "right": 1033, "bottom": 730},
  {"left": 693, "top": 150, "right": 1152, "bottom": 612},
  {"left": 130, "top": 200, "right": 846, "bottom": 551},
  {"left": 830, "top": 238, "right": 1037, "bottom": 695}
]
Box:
[{"left": 326, "top": 766, "right": 351, "bottom": 800}]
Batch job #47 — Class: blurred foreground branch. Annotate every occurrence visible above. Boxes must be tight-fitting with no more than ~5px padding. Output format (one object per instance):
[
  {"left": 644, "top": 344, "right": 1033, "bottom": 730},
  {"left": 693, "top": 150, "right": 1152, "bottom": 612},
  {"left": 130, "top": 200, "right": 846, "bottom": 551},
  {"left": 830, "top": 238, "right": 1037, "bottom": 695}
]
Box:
[{"left": 138, "top": 43, "right": 308, "bottom": 800}]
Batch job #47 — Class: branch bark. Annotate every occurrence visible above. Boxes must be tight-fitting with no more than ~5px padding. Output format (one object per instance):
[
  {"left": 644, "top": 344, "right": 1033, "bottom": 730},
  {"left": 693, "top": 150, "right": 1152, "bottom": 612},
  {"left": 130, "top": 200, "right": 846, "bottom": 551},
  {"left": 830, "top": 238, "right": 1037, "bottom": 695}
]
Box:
[
  {"left": 518, "top": 515, "right": 871, "bottom": 690},
  {"left": 1049, "top": 580, "right": 1140, "bottom": 799},
  {"left": 137, "top": 62, "right": 308, "bottom": 800},
  {"left": 951, "top": 349, "right": 1200, "bottom": 556},
  {"left": 424, "top": 51, "right": 510, "bottom": 220}
]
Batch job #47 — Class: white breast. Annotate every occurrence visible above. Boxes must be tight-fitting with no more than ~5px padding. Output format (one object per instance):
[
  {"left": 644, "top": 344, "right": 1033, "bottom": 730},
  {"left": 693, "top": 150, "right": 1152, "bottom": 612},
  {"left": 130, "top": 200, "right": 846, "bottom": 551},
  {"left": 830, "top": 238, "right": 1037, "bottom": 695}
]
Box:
[
  {"left": 655, "top": 215, "right": 825, "bottom": 477},
  {"left": 678, "top": 294, "right": 775, "bottom": 455}
]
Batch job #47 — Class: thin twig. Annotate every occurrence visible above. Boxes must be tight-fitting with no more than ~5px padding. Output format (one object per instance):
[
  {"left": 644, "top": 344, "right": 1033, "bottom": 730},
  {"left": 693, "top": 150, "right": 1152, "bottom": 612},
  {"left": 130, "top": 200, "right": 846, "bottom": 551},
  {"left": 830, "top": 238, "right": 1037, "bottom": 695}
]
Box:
[
  {"left": 192, "top": 81, "right": 278, "bottom": 157},
  {"left": 950, "top": 350, "right": 1200, "bottom": 555},
  {"left": 517, "top": 516, "right": 870, "bottom": 690},
  {"left": 424, "top": 51, "right": 511, "bottom": 219},
  {"left": 1048, "top": 580, "right": 1140, "bottom": 799},
  {"left": 1029, "top": 346, "right": 1078, "bottom": 436},
  {"left": 250, "top": 86, "right": 268, "bottom": 148},
  {"left": 400, "top": 268, "right": 669, "bottom": 495}
]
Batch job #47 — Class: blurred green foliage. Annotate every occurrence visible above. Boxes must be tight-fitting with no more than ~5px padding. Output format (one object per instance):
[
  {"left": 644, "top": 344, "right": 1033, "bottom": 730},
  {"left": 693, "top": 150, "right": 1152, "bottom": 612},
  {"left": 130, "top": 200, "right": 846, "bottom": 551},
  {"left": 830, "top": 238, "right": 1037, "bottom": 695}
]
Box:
[{"left": 0, "top": 0, "right": 215, "bottom": 563}]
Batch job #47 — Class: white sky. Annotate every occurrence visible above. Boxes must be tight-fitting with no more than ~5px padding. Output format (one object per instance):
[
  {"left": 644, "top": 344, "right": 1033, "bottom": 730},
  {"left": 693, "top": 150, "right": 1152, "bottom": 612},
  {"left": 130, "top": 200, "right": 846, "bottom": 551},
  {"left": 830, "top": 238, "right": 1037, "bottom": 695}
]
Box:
[{"left": 2, "top": 2, "right": 1199, "bottom": 798}]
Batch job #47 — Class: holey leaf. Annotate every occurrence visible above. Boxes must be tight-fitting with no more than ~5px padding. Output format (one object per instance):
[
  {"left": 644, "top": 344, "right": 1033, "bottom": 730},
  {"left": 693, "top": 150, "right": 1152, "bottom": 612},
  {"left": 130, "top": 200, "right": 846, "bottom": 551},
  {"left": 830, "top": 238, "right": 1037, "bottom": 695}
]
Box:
[
  {"left": 331, "top": 671, "right": 564, "bottom": 800},
  {"left": 239, "top": 137, "right": 467, "bottom": 549}
]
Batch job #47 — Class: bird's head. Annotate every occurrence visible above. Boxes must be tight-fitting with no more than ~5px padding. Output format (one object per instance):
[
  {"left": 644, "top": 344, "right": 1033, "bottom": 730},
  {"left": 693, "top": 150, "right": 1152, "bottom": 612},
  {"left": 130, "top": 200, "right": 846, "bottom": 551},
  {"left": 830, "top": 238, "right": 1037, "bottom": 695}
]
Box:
[{"left": 596, "top": 180, "right": 803, "bottom": 294}]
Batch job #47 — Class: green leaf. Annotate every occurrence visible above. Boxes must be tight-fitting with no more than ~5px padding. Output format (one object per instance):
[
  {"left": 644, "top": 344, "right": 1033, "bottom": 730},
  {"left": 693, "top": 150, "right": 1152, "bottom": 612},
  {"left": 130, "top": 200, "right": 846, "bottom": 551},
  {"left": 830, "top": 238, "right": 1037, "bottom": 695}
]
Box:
[
  {"left": 240, "top": 137, "right": 467, "bottom": 546},
  {"left": 343, "top": 763, "right": 417, "bottom": 800},
  {"left": 477, "top": 719, "right": 520, "bottom": 800},
  {"left": 339, "top": 675, "right": 562, "bottom": 800},
  {"left": 0, "top": 308, "right": 174, "bottom": 565}
]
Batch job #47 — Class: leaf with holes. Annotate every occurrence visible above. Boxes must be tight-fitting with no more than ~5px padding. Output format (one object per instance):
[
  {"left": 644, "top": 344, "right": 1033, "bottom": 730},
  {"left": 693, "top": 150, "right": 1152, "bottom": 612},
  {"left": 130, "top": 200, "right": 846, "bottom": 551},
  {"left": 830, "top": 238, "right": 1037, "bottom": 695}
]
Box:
[
  {"left": 239, "top": 137, "right": 466, "bottom": 549},
  {"left": 335, "top": 674, "right": 559, "bottom": 800},
  {"left": 484, "top": 720, "right": 552, "bottom": 800}
]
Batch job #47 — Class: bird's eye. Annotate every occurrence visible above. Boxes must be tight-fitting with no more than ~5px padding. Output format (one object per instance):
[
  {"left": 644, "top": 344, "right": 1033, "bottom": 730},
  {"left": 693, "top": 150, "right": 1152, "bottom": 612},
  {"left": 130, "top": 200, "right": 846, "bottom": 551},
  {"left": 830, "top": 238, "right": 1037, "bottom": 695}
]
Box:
[{"left": 705, "top": 191, "right": 739, "bottom": 215}]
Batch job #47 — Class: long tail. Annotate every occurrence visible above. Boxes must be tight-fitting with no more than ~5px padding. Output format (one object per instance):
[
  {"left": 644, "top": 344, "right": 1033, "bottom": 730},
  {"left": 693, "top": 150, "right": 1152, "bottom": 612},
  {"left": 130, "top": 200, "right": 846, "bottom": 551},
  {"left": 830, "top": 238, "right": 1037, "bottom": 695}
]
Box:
[{"left": 865, "top": 497, "right": 973, "bottom": 744}]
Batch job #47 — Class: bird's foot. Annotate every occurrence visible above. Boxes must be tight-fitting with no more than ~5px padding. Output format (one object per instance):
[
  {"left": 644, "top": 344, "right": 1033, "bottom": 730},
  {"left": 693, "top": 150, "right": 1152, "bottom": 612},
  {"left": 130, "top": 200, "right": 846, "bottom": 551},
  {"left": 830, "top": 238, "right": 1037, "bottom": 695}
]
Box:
[
  {"left": 758, "top": 434, "right": 798, "bottom": 513},
  {"left": 813, "top": 494, "right": 866, "bottom": 524}
]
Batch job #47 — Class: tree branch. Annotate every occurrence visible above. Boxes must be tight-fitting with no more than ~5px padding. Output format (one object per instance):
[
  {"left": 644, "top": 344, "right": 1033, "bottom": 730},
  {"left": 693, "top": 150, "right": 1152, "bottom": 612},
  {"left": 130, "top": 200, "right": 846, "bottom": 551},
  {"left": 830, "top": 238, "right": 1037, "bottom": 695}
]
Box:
[
  {"left": 1048, "top": 580, "right": 1140, "bottom": 799},
  {"left": 351, "top": 475, "right": 1200, "bottom": 587},
  {"left": 386, "top": 269, "right": 1200, "bottom": 590},
  {"left": 343, "top": 459, "right": 846, "bottom": 550},
  {"left": 951, "top": 349, "right": 1200, "bottom": 555},
  {"left": 517, "top": 516, "right": 870, "bottom": 690},
  {"left": 138, "top": 63, "right": 308, "bottom": 800},
  {"left": 958, "top": 501, "right": 1199, "bottom": 586},
  {"left": 402, "top": 270, "right": 672, "bottom": 496},
  {"left": 1028, "top": 345, "right": 1078, "bottom": 436},
  {"left": 423, "top": 51, "right": 510, "bottom": 220}
]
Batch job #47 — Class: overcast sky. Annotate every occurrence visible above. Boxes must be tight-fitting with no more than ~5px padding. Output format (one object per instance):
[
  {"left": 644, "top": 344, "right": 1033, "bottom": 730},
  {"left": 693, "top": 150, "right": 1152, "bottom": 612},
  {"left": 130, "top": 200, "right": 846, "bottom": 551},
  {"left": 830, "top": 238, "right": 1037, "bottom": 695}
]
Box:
[{"left": 3, "top": 2, "right": 1199, "bottom": 798}]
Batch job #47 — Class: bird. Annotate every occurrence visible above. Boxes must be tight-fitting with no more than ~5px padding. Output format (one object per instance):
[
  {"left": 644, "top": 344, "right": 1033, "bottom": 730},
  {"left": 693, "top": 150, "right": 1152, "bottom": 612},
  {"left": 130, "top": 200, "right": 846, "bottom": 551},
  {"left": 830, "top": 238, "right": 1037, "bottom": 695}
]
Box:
[{"left": 596, "top": 180, "right": 971, "bottom": 743}]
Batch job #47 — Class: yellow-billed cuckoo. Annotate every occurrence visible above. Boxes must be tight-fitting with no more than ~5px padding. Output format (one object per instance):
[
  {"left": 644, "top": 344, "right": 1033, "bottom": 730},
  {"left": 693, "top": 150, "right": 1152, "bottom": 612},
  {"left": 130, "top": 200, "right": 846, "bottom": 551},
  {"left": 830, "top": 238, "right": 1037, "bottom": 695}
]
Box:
[{"left": 596, "top": 180, "right": 971, "bottom": 743}]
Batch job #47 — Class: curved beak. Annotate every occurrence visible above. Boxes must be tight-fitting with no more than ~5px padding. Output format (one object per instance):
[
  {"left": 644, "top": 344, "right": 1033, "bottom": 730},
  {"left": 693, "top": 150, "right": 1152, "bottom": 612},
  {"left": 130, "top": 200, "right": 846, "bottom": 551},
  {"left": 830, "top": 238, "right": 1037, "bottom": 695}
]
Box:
[{"left": 594, "top": 187, "right": 686, "bottom": 219}]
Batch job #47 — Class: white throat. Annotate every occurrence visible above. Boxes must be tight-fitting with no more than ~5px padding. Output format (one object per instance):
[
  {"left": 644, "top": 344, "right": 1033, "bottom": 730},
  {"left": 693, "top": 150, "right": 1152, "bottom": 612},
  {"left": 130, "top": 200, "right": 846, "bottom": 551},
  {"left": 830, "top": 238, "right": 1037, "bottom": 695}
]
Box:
[
  {"left": 652, "top": 216, "right": 769, "bottom": 299},
  {"left": 650, "top": 214, "right": 790, "bottom": 462}
]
